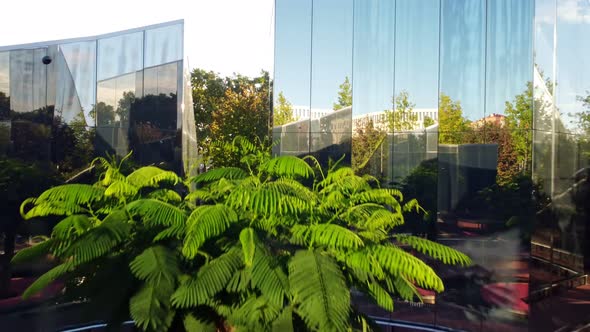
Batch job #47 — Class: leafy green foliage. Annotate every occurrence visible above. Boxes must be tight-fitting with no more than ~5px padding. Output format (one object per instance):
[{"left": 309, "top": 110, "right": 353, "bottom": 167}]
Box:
[{"left": 14, "top": 142, "right": 471, "bottom": 331}]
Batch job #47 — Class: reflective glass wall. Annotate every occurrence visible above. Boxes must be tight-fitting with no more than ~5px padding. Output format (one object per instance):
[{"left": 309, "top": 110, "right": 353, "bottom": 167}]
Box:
[
  {"left": 0, "top": 20, "right": 196, "bottom": 330},
  {"left": 274, "top": 0, "right": 589, "bottom": 330}
]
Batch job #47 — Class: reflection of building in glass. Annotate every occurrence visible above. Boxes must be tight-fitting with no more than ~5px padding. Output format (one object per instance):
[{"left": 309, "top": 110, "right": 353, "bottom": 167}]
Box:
[
  {"left": 274, "top": 0, "right": 590, "bottom": 330},
  {"left": 0, "top": 21, "right": 197, "bottom": 175}
]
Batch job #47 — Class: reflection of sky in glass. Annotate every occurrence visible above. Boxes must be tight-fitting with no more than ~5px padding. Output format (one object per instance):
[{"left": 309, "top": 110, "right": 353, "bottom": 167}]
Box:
[
  {"left": 60, "top": 41, "right": 97, "bottom": 124},
  {"left": 311, "top": 0, "right": 353, "bottom": 110},
  {"left": 273, "top": 0, "right": 311, "bottom": 108},
  {"left": 352, "top": 0, "right": 395, "bottom": 115},
  {"left": 556, "top": 0, "right": 590, "bottom": 133},
  {"left": 275, "top": 0, "right": 537, "bottom": 120},
  {"left": 395, "top": 0, "right": 440, "bottom": 110}
]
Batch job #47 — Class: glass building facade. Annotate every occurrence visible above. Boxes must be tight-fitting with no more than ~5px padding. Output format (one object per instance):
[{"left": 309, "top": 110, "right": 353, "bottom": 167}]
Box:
[
  {"left": 274, "top": 0, "right": 590, "bottom": 330},
  {"left": 0, "top": 20, "right": 197, "bottom": 177},
  {"left": 0, "top": 22, "right": 197, "bottom": 329}
]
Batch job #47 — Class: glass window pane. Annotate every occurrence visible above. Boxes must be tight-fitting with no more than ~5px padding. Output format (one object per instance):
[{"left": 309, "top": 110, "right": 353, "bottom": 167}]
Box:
[
  {"left": 144, "top": 24, "right": 183, "bottom": 68},
  {"left": 97, "top": 32, "right": 143, "bottom": 81}
]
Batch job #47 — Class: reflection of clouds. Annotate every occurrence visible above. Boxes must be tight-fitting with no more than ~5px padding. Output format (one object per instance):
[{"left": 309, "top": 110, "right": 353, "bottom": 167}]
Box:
[
  {"left": 537, "top": 0, "right": 590, "bottom": 24},
  {"left": 559, "top": 0, "right": 590, "bottom": 23}
]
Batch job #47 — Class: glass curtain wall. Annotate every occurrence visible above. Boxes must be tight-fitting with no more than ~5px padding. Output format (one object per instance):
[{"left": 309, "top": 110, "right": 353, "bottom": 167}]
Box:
[{"left": 273, "top": 0, "right": 590, "bottom": 330}]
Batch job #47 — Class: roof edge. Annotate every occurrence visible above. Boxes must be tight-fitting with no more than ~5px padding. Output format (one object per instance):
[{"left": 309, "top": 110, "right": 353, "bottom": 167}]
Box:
[{"left": 0, "top": 19, "right": 184, "bottom": 51}]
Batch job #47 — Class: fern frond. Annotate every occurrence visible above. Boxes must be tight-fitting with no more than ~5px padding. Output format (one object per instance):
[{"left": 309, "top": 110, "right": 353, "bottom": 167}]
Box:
[
  {"left": 104, "top": 180, "right": 138, "bottom": 198},
  {"left": 367, "top": 280, "right": 394, "bottom": 312},
  {"left": 350, "top": 189, "right": 402, "bottom": 208},
  {"left": 154, "top": 224, "right": 186, "bottom": 242},
  {"left": 52, "top": 215, "right": 92, "bottom": 239},
  {"left": 263, "top": 178, "right": 315, "bottom": 203},
  {"left": 148, "top": 189, "right": 182, "bottom": 203},
  {"left": 171, "top": 248, "right": 243, "bottom": 308},
  {"left": 182, "top": 204, "right": 238, "bottom": 259},
  {"left": 22, "top": 261, "right": 72, "bottom": 299},
  {"left": 129, "top": 283, "right": 175, "bottom": 332},
  {"left": 394, "top": 235, "right": 472, "bottom": 266},
  {"left": 35, "top": 184, "right": 105, "bottom": 206},
  {"left": 259, "top": 155, "right": 314, "bottom": 178},
  {"left": 371, "top": 245, "right": 443, "bottom": 292},
  {"left": 11, "top": 239, "right": 54, "bottom": 265},
  {"left": 240, "top": 228, "right": 256, "bottom": 267},
  {"left": 364, "top": 209, "right": 404, "bottom": 231},
  {"left": 184, "top": 314, "right": 216, "bottom": 332},
  {"left": 127, "top": 166, "right": 182, "bottom": 188},
  {"left": 291, "top": 224, "right": 364, "bottom": 250},
  {"left": 251, "top": 242, "right": 290, "bottom": 308},
  {"left": 127, "top": 199, "right": 187, "bottom": 228},
  {"left": 190, "top": 167, "right": 248, "bottom": 184},
  {"left": 23, "top": 201, "right": 87, "bottom": 219},
  {"left": 228, "top": 295, "right": 281, "bottom": 330},
  {"left": 289, "top": 250, "right": 350, "bottom": 332},
  {"left": 388, "top": 274, "right": 421, "bottom": 302},
  {"left": 66, "top": 210, "right": 130, "bottom": 264},
  {"left": 129, "top": 246, "right": 180, "bottom": 288},
  {"left": 184, "top": 189, "right": 215, "bottom": 203},
  {"left": 272, "top": 306, "right": 294, "bottom": 332}
]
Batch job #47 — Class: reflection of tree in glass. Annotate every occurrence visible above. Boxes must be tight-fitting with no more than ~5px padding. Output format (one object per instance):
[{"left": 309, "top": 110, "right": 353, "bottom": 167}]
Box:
[
  {"left": 274, "top": 91, "right": 295, "bottom": 126},
  {"left": 333, "top": 76, "right": 352, "bottom": 111},
  {"left": 504, "top": 83, "right": 534, "bottom": 172},
  {"left": 423, "top": 116, "right": 435, "bottom": 128},
  {"left": 352, "top": 120, "right": 386, "bottom": 175},
  {"left": 0, "top": 91, "right": 9, "bottom": 120},
  {"left": 385, "top": 91, "right": 418, "bottom": 132},
  {"left": 116, "top": 91, "right": 135, "bottom": 126},
  {"left": 91, "top": 102, "right": 115, "bottom": 126},
  {"left": 438, "top": 93, "right": 472, "bottom": 144}
]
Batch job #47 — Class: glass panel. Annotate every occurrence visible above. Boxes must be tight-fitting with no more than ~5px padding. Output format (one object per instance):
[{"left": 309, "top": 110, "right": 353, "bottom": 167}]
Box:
[
  {"left": 310, "top": 0, "right": 353, "bottom": 163},
  {"left": 273, "top": 0, "right": 312, "bottom": 157},
  {"left": 97, "top": 31, "right": 143, "bottom": 81},
  {"left": 439, "top": 0, "right": 485, "bottom": 123},
  {"left": 9, "top": 50, "right": 34, "bottom": 114},
  {"left": 144, "top": 24, "right": 183, "bottom": 68},
  {"left": 351, "top": 0, "right": 395, "bottom": 180},
  {"left": 0, "top": 51, "right": 9, "bottom": 154},
  {"left": 58, "top": 41, "right": 96, "bottom": 126}
]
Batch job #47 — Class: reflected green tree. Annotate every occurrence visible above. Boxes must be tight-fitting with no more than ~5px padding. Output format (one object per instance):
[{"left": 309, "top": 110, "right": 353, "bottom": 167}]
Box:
[
  {"left": 423, "top": 116, "right": 435, "bottom": 128},
  {"left": 333, "top": 76, "right": 352, "bottom": 111},
  {"left": 438, "top": 93, "right": 472, "bottom": 144},
  {"left": 273, "top": 92, "right": 295, "bottom": 126},
  {"left": 351, "top": 120, "right": 386, "bottom": 175},
  {"left": 386, "top": 91, "right": 418, "bottom": 132}
]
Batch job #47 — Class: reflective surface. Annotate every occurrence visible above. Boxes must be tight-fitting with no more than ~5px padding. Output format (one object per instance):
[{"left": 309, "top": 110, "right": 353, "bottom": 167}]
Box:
[
  {"left": 0, "top": 20, "right": 197, "bottom": 330},
  {"left": 275, "top": 0, "right": 589, "bottom": 330}
]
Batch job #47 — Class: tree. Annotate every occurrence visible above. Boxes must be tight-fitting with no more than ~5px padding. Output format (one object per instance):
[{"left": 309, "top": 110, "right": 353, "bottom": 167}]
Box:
[
  {"left": 438, "top": 94, "right": 472, "bottom": 144},
  {"left": 15, "top": 142, "right": 471, "bottom": 332},
  {"left": 385, "top": 91, "right": 418, "bottom": 132},
  {"left": 333, "top": 76, "right": 352, "bottom": 111},
  {"left": 273, "top": 92, "right": 295, "bottom": 126},
  {"left": 423, "top": 116, "right": 435, "bottom": 128},
  {"left": 504, "top": 83, "right": 534, "bottom": 172},
  {"left": 191, "top": 69, "right": 227, "bottom": 141},
  {"left": 351, "top": 120, "right": 386, "bottom": 175}
]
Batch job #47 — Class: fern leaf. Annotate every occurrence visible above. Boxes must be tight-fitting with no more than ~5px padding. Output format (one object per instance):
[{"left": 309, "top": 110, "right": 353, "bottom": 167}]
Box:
[
  {"left": 104, "top": 180, "right": 138, "bottom": 198},
  {"left": 272, "top": 306, "right": 294, "bottom": 332},
  {"left": 52, "top": 215, "right": 92, "bottom": 239},
  {"left": 190, "top": 167, "right": 248, "bottom": 184},
  {"left": 129, "top": 283, "right": 175, "bottom": 332},
  {"left": 35, "top": 184, "right": 105, "bottom": 206},
  {"left": 364, "top": 209, "right": 404, "bottom": 231},
  {"left": 394, "top": 235, "right": 472, "bottom": 266},
  {"left": 127, "top": 199, "right": 187, "bottom": 228},
  {"left": 251, "top": 242, "right": 289, "bottom": 308},
  {"left": 240, "top": 228, "right": 256, "bottom": 267},
  {"left": 371, "top": 245, "right": 444, "bottom": 292},
  {"left": 291, "top": 224, "right": 364, "bottom": 250},
  {"left": 147, "top": 189, "right": 182, "bottom": 203},
  {"left": 11, "top": 239, "right": 54, "bottom": 265},
  {"left": 389, "top": 275, "right": 421, "bottom": 302},
  {"left": 154, "top": 224, "right": 186, "bottom": 242},
  {"left": 184, "top": 314, "right": 216, "bottom": 332},
  {"left": 66, "top": 210, "right": 130, "bottom": 264},
  {"left": 171, "top": 248, "right": 243, "bottom": 308},
  {"left": 126, "top": 166, "right": 182, "bottom": 188},
  {"left": 22, "top": 261, "right": 72, "bottom": 299},
  {"left": 260, "top": 156, "right": 314, "bottom": 178},
  {"left": 23, "top": 201, "right": 87, "bottom": 219},
  {"left": 289, "top": 250, "right": 350, "bottom": 331},
  {"left": 182, "top": 204, "right": 238, "bottom": 259},
  {"left": 367, "top": 281, "right": 394, "bottom": 312},
  {"left": 129, "top": 246, "right": 180, "bottom": 288}
]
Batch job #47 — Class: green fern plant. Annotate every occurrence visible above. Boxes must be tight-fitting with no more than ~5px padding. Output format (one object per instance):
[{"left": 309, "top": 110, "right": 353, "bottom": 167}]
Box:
[{"left": 13, "top": 141, "right": 471, "bottom": 332}]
